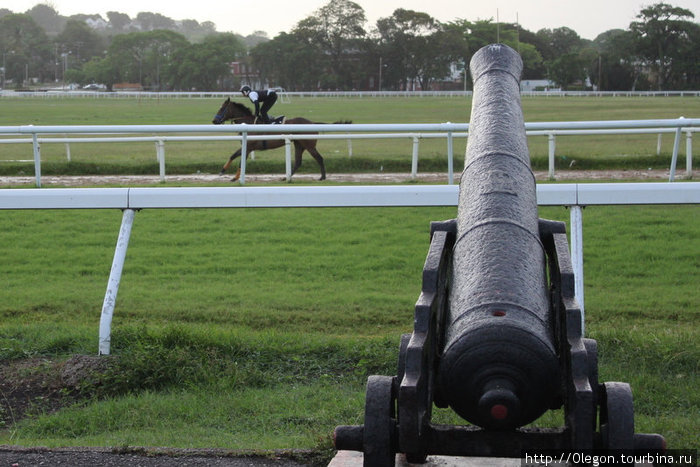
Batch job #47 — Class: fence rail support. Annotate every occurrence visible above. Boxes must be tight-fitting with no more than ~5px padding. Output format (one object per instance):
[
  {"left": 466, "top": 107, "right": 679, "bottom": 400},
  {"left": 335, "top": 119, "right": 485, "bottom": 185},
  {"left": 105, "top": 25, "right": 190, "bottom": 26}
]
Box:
[
  {"left": 98, "top": 208, "right": 135, "bottom": 355},
  {"left": 239, "top": 130, "right": 247, "bottom": 185},
  {"left": 411, "top": 137, "right": 419, "bottom": 180},
  {"left": 570, "top": 205, "right": 585, "bottom": 334},
  {"left": 156, "top": 140, "right": 165, "bottom": 181},
  {"left": 447, "top": 130, "right": 454, "bottom": 185},
  {"left": 548, "top": 134, "right": 556, "bottom": 180},
  {"left": 670, "top": 124, "right": 683, "bottom": 182},
  {"left": 285, "top": 138, "right": 292, "bottom": 181},
  {"left": 687, "top": 131, "right": 693, "bottom": 179},
  {"left": 32, "top": 132, "right": 41, "bottom": 188}
]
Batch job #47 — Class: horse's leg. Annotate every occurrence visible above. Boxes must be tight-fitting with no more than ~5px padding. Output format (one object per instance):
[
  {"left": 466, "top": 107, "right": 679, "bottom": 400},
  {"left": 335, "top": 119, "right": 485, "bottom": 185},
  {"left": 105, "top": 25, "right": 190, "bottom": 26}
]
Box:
[
  {"left": 305, "top": 142, "right": 326, "bottom": 181},
  {"left": 289, "top": 142, "right": 304, "bottom": 180},
  {"left": 232, "top": 146, "right": 256, "bottom": 182},
  {"left": 220, "top": 148, "right": 242, "bottom": 175}
]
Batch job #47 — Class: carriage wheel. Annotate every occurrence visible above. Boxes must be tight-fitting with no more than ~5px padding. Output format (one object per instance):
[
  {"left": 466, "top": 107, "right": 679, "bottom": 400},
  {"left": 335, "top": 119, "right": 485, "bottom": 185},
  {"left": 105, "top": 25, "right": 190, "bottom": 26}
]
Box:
[
  {"left": 363, "top": 375, "right": 397, "bottom": 467},
  {"left": 599, "top": 382, "right": 634, "bottom": 450}
]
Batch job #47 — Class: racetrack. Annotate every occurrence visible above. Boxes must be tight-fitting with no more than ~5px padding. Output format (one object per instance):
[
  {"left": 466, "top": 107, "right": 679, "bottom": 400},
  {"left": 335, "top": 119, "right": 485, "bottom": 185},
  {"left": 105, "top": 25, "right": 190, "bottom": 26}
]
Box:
[{"left": 0, "top": 169, "right": 694, "bottom": 187}]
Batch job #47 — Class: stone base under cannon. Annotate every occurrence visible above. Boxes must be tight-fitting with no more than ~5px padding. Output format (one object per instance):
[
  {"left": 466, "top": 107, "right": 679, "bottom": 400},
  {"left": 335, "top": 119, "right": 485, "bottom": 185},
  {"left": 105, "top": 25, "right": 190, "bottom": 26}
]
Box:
[{"left": 329, "top": 450, "right": 526, "bottom": 466}]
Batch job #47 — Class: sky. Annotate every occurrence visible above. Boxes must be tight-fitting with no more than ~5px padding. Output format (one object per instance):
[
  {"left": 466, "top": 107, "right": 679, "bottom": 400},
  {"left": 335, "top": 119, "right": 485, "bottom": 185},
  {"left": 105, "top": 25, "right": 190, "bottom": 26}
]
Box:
[{"left": 3, "top": 0, "right": 699, "bottom": 40}]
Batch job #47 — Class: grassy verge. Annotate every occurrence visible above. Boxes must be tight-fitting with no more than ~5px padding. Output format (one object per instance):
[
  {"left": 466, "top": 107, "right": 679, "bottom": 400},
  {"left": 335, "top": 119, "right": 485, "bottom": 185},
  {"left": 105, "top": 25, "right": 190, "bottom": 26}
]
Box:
[{"left": 0, "top": 205, "right": 697, "bottom": 455}]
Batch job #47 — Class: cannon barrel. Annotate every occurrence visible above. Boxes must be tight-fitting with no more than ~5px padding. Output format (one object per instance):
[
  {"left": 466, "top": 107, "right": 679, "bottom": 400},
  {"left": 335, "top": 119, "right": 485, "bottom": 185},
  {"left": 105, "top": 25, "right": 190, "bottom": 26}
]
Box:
[{"left": 437, "top": 44, "right": 560, "bottom": 430}]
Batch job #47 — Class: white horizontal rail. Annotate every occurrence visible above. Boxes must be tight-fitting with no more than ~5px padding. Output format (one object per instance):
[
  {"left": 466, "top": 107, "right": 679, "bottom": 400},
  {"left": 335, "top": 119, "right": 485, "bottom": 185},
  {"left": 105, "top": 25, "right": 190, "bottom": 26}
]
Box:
[
  {"left": 2, "top": 183, "right": 697, "bottom": 210},
  {"left": 2, "top": 183, "right": 698, "bottom": 354},
  {"left": 1, "top": 118, "right": 698, "bottom": 135},
  {"left": 2, "top": 128, "right": 697, "bottom": 144}
]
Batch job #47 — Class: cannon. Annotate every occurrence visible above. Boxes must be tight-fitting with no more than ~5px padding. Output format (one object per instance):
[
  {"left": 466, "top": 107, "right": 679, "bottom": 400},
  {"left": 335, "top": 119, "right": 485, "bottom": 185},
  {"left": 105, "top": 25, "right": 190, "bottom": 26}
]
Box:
[{"left": 333, "top": 44, "right": 665, "bottom": 465}]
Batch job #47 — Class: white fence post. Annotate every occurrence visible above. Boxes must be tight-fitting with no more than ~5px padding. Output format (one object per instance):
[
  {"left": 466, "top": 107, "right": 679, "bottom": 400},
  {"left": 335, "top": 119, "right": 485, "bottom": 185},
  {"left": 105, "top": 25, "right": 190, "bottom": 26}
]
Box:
[
  {"left": 156, "top": 140, "right": 165, "bottom": 181},
  {"left": 686, "top": 130, "right": 693, "bottom": 179},
  {"left": 548, "top": 134, "right": 556, "bottom": 180},
  {"left": 99, "top": 208, "right": 136, "bottom": 355},
  {"left": 285, "top": 138, "right": 292, "bottom": 182},
  {"left": 669, "top": 121, "right": 683, "bottom": 182},
  {"left": 64, "top": 133, "right": 71, "bottom": 161},
  {"left": 570, "top": 205, "right": 585, "bottom": 334},
  {"left": 447, "top": 130, "right": 454, "bottom": 185},
  {"left": 239, "top": 129, "right": 247, "bottom": 185},
  {"left": 32, "top": 132, "right": 41, "bottom": 188},
  {"left": 411, "top": 136, "right": 419, "bottom": 180}
]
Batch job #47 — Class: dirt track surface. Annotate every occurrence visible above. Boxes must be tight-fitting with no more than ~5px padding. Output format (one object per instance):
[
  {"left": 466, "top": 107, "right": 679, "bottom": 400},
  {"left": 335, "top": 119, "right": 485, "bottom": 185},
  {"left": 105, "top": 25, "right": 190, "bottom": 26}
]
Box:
[{"left": 0, "top": 169, "right": 696, "bottom": 187}]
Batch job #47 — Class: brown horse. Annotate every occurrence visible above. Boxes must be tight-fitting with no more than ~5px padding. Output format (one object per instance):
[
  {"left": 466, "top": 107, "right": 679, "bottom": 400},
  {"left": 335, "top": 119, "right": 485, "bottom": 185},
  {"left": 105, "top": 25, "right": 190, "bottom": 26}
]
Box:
[{"left": 212, "top": 98, "right": 350, "bottom": 181}]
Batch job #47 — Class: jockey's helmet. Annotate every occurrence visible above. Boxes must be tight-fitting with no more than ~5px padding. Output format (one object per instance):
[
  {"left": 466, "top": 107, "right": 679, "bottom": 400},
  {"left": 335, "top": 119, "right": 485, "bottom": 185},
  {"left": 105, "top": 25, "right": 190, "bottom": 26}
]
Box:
[{"left": 240, "top": 85, "right": 251, "bottom": 96}]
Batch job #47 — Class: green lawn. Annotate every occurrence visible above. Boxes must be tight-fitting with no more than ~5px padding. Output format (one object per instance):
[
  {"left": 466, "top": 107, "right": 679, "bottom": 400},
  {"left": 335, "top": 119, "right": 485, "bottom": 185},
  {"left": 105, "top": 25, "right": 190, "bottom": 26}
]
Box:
[{"left": 0, "top": 205, "right": 697, "bottom": 455}]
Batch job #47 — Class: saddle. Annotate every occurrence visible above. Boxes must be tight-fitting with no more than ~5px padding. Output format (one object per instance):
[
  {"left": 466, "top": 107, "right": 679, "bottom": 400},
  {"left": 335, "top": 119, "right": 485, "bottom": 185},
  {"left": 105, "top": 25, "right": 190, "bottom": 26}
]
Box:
[{"left": 255, "top": 116, "right": 286, "bottom": 124}]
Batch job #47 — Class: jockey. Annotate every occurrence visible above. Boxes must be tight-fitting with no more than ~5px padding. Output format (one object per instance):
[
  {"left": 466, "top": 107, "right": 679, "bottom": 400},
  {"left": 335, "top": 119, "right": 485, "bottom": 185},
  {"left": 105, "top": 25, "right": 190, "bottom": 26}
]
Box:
[{"left": 240, "top": 85, "right": 278, "bottom": 124}]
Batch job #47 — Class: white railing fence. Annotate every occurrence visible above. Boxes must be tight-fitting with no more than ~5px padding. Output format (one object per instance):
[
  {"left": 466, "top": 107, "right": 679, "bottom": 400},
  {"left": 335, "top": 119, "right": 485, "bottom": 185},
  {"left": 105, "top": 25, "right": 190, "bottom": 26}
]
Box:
[
  {"left": 1, "top": 183, "right": 698, "bottom": 355},
  {"left": 2, "top": 90, "right": 700, "bottom": 99},
  {"left": 1, "top": 118, "right": 698, "bottom": 187}
]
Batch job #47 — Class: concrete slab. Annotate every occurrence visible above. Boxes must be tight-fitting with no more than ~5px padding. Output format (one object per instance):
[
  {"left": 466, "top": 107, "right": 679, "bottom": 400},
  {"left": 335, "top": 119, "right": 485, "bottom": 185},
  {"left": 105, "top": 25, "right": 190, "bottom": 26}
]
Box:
[{"left": 328, "top": 451, "right": 521, "bottom": 466}]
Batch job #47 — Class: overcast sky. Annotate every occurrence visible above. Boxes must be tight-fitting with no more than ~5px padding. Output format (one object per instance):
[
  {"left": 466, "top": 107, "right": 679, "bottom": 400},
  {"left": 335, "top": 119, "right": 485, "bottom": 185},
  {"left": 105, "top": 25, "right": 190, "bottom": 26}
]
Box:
[{"left": 4, "top": 0, "right": 699, "bottom": 40}]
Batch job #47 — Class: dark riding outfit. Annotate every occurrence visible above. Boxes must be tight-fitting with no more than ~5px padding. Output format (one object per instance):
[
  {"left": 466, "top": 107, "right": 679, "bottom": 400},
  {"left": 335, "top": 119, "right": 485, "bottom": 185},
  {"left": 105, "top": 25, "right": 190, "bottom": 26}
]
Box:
[{"left": 240, "top": 85, "right": 277, "bottom": 124}]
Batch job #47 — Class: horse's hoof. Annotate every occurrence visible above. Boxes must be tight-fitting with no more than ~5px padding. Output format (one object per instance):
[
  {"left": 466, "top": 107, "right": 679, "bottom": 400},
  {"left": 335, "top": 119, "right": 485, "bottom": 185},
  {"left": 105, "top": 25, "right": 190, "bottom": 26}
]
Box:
[
  {"left": 219, "top": 170, "right": 226, "bottom": 176},
  {"left": 231, "top": 177, "right": 239, "bottom": 182}
]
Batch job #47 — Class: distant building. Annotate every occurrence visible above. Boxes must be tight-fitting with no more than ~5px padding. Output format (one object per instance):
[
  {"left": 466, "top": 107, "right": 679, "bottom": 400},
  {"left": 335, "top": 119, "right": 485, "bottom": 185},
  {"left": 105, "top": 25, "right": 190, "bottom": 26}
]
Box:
[
  {"left": 520, "top": 79, "right": 559, "bottom": 92},
  {"left": 113, "top": 82, "right": 143, "bottom": 92}
]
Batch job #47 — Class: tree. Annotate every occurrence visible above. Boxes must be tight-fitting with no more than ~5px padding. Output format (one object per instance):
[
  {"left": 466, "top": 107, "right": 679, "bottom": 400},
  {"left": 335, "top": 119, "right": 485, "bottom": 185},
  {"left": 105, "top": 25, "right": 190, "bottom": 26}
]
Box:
[
  {"left": 0, "top": 13, "right": 52, "bottom": 85},
  {"left": 56, "top": 19, "right": 106, "bottom": 67},
  {"left": 375, "top": 9, "right": 440, "bottom": 90},
  {"left": 536, "top": 27, "right": 589, "bottom": 89},
  {"left": 629, "top": 3, "right": 697, "bottom": 89},
  {"left": 104, "top": 30, "right": 188, "bottom": 90},
  {"left": 26, "top": 4, "right": 64, "bottom": 36},
  {"left": 442, "top": 19, "right": 542, "bottom": 88},
  {"left": 251, "top": 32, "right": 323, "bottom": 90},
  {"left": 106, "top": 11, "right": 131, "bottom": 32},
  {"left": 592, "top": 29, "right": 637, "bottom": 91},
  {"left": 135, "top": 12, "right": 176, "bottom": 32},
  {"left": 293, "top": 0, "right": 367, "bottom": 89},
  {"left": 170, "top": 33, "right": 246, "bottom": 91}
]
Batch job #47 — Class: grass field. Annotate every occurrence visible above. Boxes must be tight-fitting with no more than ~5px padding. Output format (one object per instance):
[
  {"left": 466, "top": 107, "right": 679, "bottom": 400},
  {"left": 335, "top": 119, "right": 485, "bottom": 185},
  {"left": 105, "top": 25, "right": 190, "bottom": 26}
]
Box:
[
  {"left": 0, "top": 204, "right": 697, "bottom": 458},
  {"left": 0, "top": 95, "right": 697, "bottom": 177},
  {"left": 0, "top": 96, "right": 698, "bottom": 461}
]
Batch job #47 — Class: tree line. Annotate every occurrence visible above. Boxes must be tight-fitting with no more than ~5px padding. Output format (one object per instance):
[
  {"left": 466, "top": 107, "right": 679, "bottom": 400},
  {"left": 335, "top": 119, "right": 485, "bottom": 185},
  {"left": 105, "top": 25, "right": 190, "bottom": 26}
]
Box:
[{"left": 0, "top": 1, "right": 698, "bottom": 92}]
